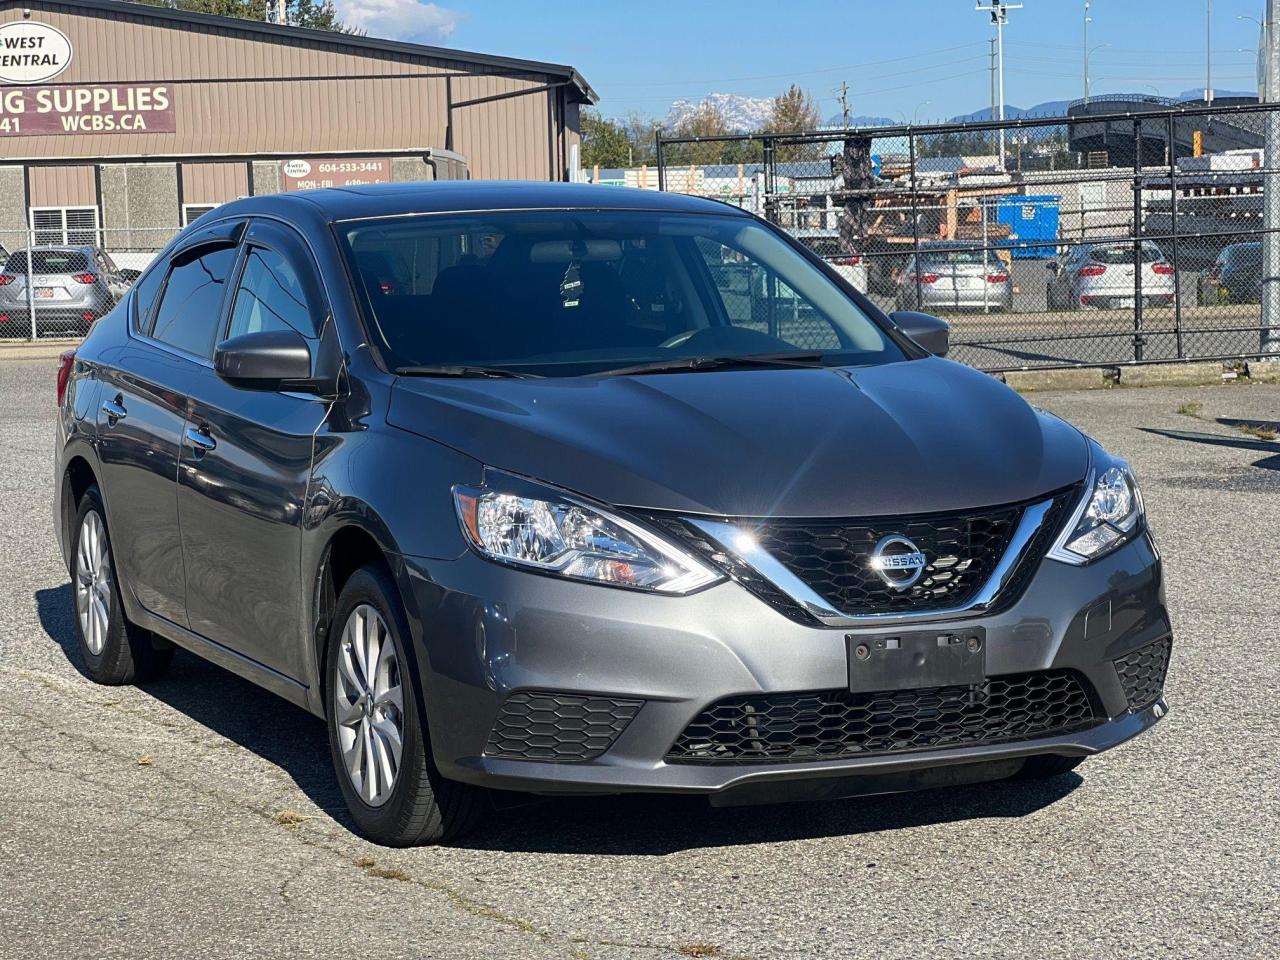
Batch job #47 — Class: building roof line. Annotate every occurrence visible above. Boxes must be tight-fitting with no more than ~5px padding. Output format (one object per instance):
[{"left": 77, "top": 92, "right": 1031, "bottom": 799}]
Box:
[{"left": 0, "top": 0, "right": 597, "bottom": 103}]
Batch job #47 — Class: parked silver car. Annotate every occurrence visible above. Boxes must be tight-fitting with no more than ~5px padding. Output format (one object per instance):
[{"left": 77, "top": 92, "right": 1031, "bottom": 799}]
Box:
[
  {"left": 1046, "top": 241, "right": 1175, "bottom": 311},
  {"left": 0, "top": 245, "right": 131, "bottom": 336},
  {"left": 896, "top": 242, "right": 1013, "bottom": 312}
]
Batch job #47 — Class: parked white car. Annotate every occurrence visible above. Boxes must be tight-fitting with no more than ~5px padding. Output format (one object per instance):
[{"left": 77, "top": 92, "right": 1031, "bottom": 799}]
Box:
[
  {"left": 1046, "top": 241, "right": 1175, "bottom": 310},
  {"left": 796, "top": 232, "right": 869, "bottom": 293}
]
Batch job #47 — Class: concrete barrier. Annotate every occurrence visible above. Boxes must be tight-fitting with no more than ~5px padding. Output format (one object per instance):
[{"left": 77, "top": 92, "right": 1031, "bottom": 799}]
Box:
[
  {"left": 1002, "top": 368, "right": 1114, "bottom": 392},
  {"left": 1115, "top": 362, "right": 1226, "bottom": 388},
  {"left": 1246, "top": 358, "right": 1280, "bottom": 383}
]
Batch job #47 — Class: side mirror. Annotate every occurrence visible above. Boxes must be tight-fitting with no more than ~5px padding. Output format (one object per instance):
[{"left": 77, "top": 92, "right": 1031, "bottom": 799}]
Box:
[
  {"left": 215, "top": 329, "right": 316, "bottom": 391},
  {"left": 889, "top": 310, "right": 950, "bottom": 357},
  {"left": 1046, "top": 261, "right": 1060, "bottom": 274}
]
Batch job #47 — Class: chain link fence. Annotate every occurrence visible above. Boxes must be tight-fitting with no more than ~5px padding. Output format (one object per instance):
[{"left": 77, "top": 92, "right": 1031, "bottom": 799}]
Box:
[
  {"left": 654, "top": 99, "right": 1280, "bottom": 371},
  {"left": 0, "top": 225, "right": 179, "bottom": 341}
]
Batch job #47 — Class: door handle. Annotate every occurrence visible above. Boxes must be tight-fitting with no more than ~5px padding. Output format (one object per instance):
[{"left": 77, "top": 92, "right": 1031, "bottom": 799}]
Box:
[
  {"left": 185, "top": 425, "right": 216, "bottom": 453},
  {"left": 101, "top": 396, "right": 127, "bottom": 423}
]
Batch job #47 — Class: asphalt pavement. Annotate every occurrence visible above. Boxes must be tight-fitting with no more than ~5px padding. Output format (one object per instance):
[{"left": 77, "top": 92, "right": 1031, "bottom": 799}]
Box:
[{"left": 1, "top": 356, "right": 1278, "bottom": 959}]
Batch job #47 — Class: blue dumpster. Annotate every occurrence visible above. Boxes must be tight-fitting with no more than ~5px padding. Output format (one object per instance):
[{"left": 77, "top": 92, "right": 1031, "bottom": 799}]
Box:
[{"left": 994, "top": 195, "right": 1060, "bottom": 258}]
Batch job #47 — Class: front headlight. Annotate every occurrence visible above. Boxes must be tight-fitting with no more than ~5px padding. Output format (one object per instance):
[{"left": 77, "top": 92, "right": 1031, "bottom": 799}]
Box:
[
  {"left": 453, "top": 474, "right": 722, "bottom": 593},
  {"left": 1048, "top": 456, "right": 1145, "bottom": 564}
]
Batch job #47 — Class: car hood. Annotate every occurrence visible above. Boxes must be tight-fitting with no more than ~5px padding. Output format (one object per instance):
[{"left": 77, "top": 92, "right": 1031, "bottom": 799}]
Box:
[{"left": 387, "top": 358, "right": 1089, "bottom": 518}]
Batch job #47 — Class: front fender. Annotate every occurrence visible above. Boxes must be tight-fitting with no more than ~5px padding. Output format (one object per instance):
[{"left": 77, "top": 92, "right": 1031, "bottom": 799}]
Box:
[{"left": 299, "top": 409, "right": 483, "bottom": 715}]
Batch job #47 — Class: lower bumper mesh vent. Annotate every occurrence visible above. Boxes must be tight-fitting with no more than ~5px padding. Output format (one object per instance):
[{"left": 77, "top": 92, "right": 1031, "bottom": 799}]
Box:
[
  {"left": 1114, "top": 637, "right": 1172, "bottom": 710},
  {"left": 667, "top": 670, "right": 1097, "bottom": 764},
  {"left": 485, "top": 691, "right": 642, "bottom": 762}
]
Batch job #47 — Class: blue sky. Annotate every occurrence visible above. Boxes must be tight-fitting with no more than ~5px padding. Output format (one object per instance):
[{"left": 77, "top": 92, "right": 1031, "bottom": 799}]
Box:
[{"left": 336, "top": 1, "right": 1269, "bottom": 121}]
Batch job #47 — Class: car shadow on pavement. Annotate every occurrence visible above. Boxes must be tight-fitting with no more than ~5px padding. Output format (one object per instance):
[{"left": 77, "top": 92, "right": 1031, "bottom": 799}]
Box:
[
  {"left": 1138, "top": 426, "right": 1280, "bottom": 471},
  {"left": 453, "top": 774, "right": 1081, "bottom": 856},
  {"left": 34, "top": 583, "right": 352, "bottom": 828},
  {"left": 35, "top": 582, "right": 1080, "bottom": 854}
]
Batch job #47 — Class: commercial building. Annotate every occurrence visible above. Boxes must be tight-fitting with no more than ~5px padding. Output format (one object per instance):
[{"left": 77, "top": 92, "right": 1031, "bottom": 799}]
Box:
[{"left": 0, "top": 0, "right": 595, "bottom": 257}]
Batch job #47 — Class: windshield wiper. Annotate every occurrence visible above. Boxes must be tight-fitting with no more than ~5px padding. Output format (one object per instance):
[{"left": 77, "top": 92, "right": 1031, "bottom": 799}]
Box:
[
  {"left": 595, "top": 352, "right": 829, "bottom": 378},
  {"left": 395, "top": 365, "right": 539, "bottom": 380}
]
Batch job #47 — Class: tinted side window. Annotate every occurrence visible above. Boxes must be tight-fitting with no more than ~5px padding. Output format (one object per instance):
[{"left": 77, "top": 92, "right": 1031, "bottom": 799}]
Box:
[
  {"left": 131, "top": 258, "right": 168, "bottom": 333},
  {"left": 226, "top": 246, "right": 315, "bottom": 340},
  {"left": 150, "top": 246, "right": 237, "bottom": 358}
]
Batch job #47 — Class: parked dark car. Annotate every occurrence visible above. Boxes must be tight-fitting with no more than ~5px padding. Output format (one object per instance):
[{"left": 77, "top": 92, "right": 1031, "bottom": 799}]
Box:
[
  {"left": 54, "top": 182, "right": 1171, "bottom": 846},
  {"left": 1197, "top": 241, "right": 1262, "bottom": 304},
  {"left": 0, "top": 245, "right": 130, "bottom": 336}
]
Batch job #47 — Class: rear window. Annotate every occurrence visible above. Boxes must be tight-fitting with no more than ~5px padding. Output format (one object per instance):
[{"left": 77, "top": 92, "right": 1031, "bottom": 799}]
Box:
[
  {"left": 3, "top": 250, "right": 90, "bottom": 274},
  {"left": 800, "top": 237, "right": 842, "bottom": 258},
  {"left": 919, "top": 248, "right": 994, "bottom": 266},
  {"left": 1089, "top": 244, "right": 1163, "bottom": 265}
]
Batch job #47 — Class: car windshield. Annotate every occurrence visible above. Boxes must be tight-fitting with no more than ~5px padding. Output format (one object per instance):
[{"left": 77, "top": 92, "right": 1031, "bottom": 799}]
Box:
[
  {"left": 339, "top": 211, "right": 905, "bottom": 377},
  {"left": 3, "top": 250, "right": 90, "bottom": 274},
  {"left": 1089, "top": 244, "right": 1163, "bottom": 265}
]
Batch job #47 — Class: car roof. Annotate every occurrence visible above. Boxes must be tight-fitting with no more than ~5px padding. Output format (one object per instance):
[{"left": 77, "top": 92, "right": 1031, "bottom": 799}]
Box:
[{"left": 210, "top": 180, "right": 753, "bottom": 224}]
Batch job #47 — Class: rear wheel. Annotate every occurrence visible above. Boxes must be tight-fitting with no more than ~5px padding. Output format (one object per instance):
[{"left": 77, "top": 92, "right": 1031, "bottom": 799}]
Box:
[
  {"left": 325, "top": 566, "right": 485, "bottom": 846},
  {"left": 71, "top": 486, "right": 174, "bottom": 684},
  {"left": 1011, "top": 754, "right": 1085, "bottom": 781}
]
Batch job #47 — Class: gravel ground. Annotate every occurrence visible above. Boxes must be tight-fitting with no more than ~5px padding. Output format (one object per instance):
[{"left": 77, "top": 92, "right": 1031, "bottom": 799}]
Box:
[{"left": 1, "top": 356, "right": 1278, "bottom": 959}]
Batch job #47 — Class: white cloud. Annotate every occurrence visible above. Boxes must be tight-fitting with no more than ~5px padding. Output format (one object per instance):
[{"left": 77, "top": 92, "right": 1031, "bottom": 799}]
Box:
[{"left": 334, "top": 1, "right": 466, "bottom": 43}]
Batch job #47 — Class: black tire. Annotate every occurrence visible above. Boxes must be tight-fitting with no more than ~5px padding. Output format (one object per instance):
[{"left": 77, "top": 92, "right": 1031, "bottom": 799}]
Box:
[
  {"left": 1011, "top": 754, "right": 1085, "bottom": 781},
  {"left": 1046, "top": 283, "right": 1058, "bottom": 311},
  {"left": 325, "top": 565, "right": 486, "bottom": 846},
  {"left": 70, "top": 486, "right": 174, "bottom": 685}
]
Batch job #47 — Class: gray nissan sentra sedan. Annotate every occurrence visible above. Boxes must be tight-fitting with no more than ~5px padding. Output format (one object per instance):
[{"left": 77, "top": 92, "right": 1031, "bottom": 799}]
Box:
[{"left": 53, "top": 182, "right": 1172, "bottom": 846}]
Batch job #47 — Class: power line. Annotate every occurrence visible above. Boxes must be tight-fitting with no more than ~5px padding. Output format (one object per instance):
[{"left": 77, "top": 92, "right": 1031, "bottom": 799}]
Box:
[{"left": 594, "top": 42, "right": 986, "bottom": 88}]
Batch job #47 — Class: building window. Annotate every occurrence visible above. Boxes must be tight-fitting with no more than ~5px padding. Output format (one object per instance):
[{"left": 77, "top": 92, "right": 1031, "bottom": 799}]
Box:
[
  {"left": 183, "top": 204, "right": 219, "bottom": 226},
  {"left": 31, "top": 207, "right": 99, "bottom": 246}
]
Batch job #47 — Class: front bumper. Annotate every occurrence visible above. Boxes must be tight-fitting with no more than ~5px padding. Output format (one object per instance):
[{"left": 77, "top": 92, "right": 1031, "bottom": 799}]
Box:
[{"left": 398, "top": 530, "right": 1170, "bottom": 800}]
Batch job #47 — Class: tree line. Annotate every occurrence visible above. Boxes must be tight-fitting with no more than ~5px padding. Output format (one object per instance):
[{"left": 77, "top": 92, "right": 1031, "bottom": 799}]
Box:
[
  {"left": 130, "top": 0, "right": 353, "bottom": 32},
  {"left": 581, "top": 84, "right": 826, "bottom": 169}
]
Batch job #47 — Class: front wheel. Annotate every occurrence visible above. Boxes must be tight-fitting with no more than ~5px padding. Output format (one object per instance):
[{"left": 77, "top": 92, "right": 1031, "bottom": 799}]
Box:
[
  {"left": 71, "top": 486, "right": 174, "bottom": 685},
  {"left": 325, "top": 566, "right": 485, "bottom": 846}
]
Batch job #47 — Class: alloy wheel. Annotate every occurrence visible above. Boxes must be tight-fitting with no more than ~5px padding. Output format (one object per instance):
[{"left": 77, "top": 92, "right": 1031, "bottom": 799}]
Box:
[
  {"left": 333, "top": 603, "right": 405, "bottom": 807},
  {"left": 75, "top": 510, "right": 112, "bottom": 656}
]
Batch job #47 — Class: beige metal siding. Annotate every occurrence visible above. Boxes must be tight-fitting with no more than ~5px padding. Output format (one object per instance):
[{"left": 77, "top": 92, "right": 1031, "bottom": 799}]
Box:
[
  {"left": 29, "top": 164, "right": 96, "bottom": 206},
  {"left": 0, "top": 2, "right": 578, "bottom": 179},
  {"left": 180, "top": 162, "right": 249, "bottom": 203},
  {"left": 447, "top": 75, "right": 553, "bottom": 181}
]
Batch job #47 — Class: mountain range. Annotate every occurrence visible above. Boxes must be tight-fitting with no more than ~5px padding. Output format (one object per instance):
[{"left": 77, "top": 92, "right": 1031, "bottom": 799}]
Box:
[{"left": 660, "top": 90, "right": 1257, "bottom": 133}]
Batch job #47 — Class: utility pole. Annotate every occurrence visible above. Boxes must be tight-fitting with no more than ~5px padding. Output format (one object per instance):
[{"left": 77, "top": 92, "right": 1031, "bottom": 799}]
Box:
[
  {"left": 1263, "top": 0, "right": 1280, "bottom": 352},
  {"left": 1083, "top": 0, "right": 1092, "bottom": 105},
  {"left": 1205, "top": 0, "right": 1214, "bottom": 103},
  {"left": 989, "top": 39, "right": 997, "bottom": 120},
  {"left": 975, "top": 0, "right": 1022, "bottom": 168},
  {"left": 839, "top": 81, "right": 850, "bottom": 127},
  {"left": 267, "top": 0, "right": 287, "bottom": 24}
]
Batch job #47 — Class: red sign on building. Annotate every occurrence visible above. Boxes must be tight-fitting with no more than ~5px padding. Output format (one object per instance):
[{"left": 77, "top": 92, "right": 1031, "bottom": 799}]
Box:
[{"left": 0, "top": 83, "right": 175, "bottom": 136}]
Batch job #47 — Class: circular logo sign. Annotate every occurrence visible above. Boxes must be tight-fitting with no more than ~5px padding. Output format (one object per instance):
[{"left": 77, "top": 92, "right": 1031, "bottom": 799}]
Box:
[
  {"left": 869, "top": 534, "right": 927, "bottom": 590},
  {"left": 283, "top": 159, "right": 312, "bottom": 178},
  {"left": 0, "top": 21, "right": 73, "bottom": 85}
]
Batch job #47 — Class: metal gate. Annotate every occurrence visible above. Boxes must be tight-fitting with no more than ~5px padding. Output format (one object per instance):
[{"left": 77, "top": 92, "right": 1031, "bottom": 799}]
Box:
[{"left": 655, "top": 98, "right": 1280, "bottom": 371}]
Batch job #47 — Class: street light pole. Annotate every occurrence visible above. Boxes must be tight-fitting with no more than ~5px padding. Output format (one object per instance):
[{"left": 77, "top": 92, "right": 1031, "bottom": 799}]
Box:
[
  {"left": 976, "top": 0, "right": 1022, "bottom": 168},
  {"left": 1206, "top": 0, "right": 1214, "bottom": 103},
  {"left": 1085, "top": 43, "right": 1110, "bottom": 103},
  {"left": 1083, "top": 1, "right": 1092, "bottom": 105}
]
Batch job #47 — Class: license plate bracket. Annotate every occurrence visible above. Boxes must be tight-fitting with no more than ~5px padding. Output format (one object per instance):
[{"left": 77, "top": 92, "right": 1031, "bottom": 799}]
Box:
[{"left": 847, "top": 628, "right": 986, "bottom": 693}]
